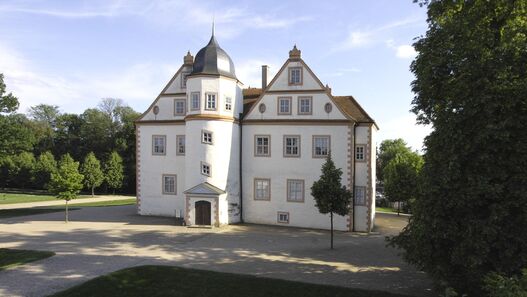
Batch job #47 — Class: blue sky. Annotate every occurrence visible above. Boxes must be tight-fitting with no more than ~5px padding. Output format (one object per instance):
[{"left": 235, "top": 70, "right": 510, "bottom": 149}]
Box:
[{"left": 0, "top": 0, "right": 431, "bottom": 151}]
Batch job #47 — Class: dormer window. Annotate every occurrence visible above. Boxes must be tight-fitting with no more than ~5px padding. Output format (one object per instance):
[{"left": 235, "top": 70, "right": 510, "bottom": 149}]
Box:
[
  {"left": 288, "top": 67, "right": 302, "bottom": 85},
  {"left": 181, "top": 71, "right": 190, "bottom": 88},
  {"left": 225, "top": 97, "right": 232, "bottom": 111},
  {"left": 205, "top": 93, "right": 217, "bottom": 110}
]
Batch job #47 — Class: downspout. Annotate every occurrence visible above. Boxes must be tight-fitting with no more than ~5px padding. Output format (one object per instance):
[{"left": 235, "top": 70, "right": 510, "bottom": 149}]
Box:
[
  {"left": 352, "top": 122, "right": 357, "bottom": 232},
  {"left": 239, "top": 112, "right": 244, "bottom": 223}
]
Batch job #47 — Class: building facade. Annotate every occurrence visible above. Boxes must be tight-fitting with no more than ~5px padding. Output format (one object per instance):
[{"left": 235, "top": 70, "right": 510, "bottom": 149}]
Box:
[{"left": 136, "top": 33, "right": 378, "bottom": 232}]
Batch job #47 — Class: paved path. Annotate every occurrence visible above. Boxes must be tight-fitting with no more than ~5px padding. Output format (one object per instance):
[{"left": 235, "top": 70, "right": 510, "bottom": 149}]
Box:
[
  {"left": 0, "top": 206, "right": 433, "bottom": 297},
  {"left": 0, "top": 196, "right": 134, "bottom": 210}
]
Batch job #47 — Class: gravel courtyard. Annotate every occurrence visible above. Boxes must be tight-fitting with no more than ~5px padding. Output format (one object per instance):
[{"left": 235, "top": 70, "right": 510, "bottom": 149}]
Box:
[{"left": 0, "top": 205, "right": 433, "bottom": 297}]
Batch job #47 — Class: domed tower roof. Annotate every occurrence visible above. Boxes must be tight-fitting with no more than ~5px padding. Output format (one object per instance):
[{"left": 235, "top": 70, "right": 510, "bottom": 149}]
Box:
[{"left": 190, "top": 32, "right": 237, "bottom": 80}]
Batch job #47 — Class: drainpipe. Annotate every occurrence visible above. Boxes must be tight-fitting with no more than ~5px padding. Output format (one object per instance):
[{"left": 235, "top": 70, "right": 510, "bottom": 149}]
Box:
[
  {"left": 239, "top": 112, "right": 244, "bottom": 223},
  {"left": 352, "top": 123, "right": 357, "bottom": 232}
]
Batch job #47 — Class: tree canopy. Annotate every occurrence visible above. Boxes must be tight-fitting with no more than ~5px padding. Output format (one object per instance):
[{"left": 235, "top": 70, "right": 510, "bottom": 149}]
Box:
[
  {"left": 81, "top": 152, "right": 104, "bottom": 197},
  {"left": 390, "top": 1, "right": 527, "bottom": 295},
  {"left": 0, "top": 74, "right": 19, "bottom": 114}
]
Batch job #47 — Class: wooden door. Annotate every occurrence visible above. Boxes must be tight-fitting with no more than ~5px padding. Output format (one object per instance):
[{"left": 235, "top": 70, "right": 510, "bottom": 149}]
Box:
[{"left": 195, "top": 200, "right": 211, "bottom": 225}]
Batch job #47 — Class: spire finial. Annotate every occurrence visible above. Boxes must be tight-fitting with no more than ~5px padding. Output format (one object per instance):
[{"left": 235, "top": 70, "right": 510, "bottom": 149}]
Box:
[
  {"left": 212, "top": 15, "right": 215, "bottom": 37},
  {"left": 289, "top": 44, "right": 301, "bottom": 59}
]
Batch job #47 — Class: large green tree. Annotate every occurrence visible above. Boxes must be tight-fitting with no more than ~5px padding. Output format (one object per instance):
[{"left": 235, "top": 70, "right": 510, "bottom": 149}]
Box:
[
  {"left": 311, "top": 153, "right": 352, "bottom": 249},
  {"left": 34, "top": 151, "right": 57, "bottom": 190},
  {"left": 49, "top": 154, "right": 84, "bottom": 222},
  {"left": 105, "top": 151, "right": 124, "bottom": 194},
  {"left": 0, "top": 74, "right": 19, "bottom": 114},
  {"left": 81, "top": 152, "right": 104, "bottom": 197},
  {"left": 390, "top": 1, "right": 527, "bottom": 295},
  {"left": 377, "top": 139, "right": 411, "bottom": 182}
]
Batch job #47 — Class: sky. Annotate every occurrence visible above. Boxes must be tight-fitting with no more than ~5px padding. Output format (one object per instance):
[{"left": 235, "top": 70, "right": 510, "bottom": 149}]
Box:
[{"left": 0, "top": 0, "right": 432, "bottom": 151}]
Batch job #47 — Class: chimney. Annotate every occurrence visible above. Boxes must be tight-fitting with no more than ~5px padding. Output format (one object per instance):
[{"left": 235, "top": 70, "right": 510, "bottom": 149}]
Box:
[{"left": 261, "top": 65, "right": 269, "bottom": 89}]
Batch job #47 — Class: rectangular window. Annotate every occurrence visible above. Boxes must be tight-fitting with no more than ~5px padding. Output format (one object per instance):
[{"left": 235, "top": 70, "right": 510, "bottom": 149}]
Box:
[
  {"left": 225, "top": 97, "right": 232, "bottom": 111},
  {"left": 202, "top": 130, "right": 213, "bottom": 145},
  {"left": 313, "top": 136, "right": 330, "bottom": 158},
  {"left": 254, "top": 178, "right": 271, "bottom": 201},
  {"left": 191, "top": 92, "right": 200, "bottom": 110},
  {"left": 277, "top": 212, "right": 289, "bottom": 224},
  {"left": 205, "top": 93, "right": 217, "bottom": 110},
  {"left": 284, "top": 135, "right": 300, "bottom": 157},
  {"left": 254, "top": 135, "right": 270, "bottom": 157},
  {"left": 277, "top": 97, "right": 292, "bottom": 115},
  {"left": 176, "top": 135, "right": 185, "bottom": 155},
  {"left": 181, "top": 71, "right": 190, "bottom": 88},
  {"left": 162, "top": 174, "right": 176, "bottom": 195},
  {"left": 355, "top": 186, "right": 366, "bottom": 206},
  {"left": 288, "top": 67, "right": 302, "bottom": 85},
  {"left": 355, "top": 145, "right": 366, "bottom": 161},
  {"left": 287, "top": 179, "right": 304, "bottom": 202},
  {"left": 174, "top": 99, "right": 186, "bottom": 115},
  {"left": 152, "top": 135, "right": 166, "bottom": 155},
  {"left": 298, "top": 96, "right": 312, "bottom": 115},
  {"left": 201, "top": 162, "right": 211, "bottom": 177}
]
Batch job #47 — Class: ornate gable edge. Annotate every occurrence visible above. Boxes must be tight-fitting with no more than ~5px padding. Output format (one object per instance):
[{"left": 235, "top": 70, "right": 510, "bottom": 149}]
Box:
[
  {"left": 183, "top": 182, "right": 226, "bottom": 195},
  {"left": 136, "top": 65, "right": 186, "bottom": 122},
  {"left": 242, "top": 56, "right": 354, "bottom": 122}
]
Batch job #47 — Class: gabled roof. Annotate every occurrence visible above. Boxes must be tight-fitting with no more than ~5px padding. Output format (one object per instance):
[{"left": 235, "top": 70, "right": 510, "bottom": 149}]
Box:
[{"left": 184, "top": 182, "right": 226, "bottom": 195}]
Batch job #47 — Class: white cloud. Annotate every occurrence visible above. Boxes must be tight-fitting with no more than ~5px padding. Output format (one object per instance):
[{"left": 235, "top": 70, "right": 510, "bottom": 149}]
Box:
[
  {"left": 395, "top": 45, "right": 417, "bottom": 59},
  {"left": 236, "top": 60, "right": 280, "bottom": 88},
  {"left": 377, "top": 113, "right": 432, "bottom": 152}
]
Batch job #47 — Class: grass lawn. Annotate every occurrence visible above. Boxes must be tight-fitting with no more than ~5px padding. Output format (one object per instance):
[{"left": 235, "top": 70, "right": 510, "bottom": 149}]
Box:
[
  {"left": 0, "top": 199, "right": 136, "bottom": 219},
  {"left": 0, "top": 248, "right": 55, "bottom": 270},
  {"left": 49, "top": 265, "right": 412, "bottom": 297},
  {"left": 376, "top": 207, "right": 398, "bottom": 213},
  {"left": 0, "top": 192, "right": 93, "bottom": 205}
]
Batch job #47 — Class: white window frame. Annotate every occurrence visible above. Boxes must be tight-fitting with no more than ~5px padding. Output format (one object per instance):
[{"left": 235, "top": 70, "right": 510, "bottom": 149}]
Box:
[
  {"left": 191, "top": 92, "right": 200, "bottom": 111},
  {"left": 152, "top": 135, "right": 166, "bottom": 155},
  {"left": 287, "top": 179, "right": 304, "bottom": 202},
  {"left": 355, "top": 145, "right": 366, "bottom": 161},
  {"left": 277, "top": 212, "right": 289, "bottom": 224},
  {"left": 283, "top": 135, "right": 301, "bottom": 157},
  {"left": 254, "top": 135, "right": 271, "bottom": 157},
  {"left": 225, "top": 96, "right": 232, "bottom": 111},
  {"left": 355, "top": 186, "right": 366, "bottom": 206},
  {"left": 288, "top": 67, "right": 303, "bottom": 85},
  {"left": 201, "top": 162, "right": 211, "bottom": 177},
  {"left": 298, "top": 96, "right": 312, "bottom": 115},
  {"left": 174, "top": 99, "right": 186, "bottom": 116},
  {"left": 201, "top": 130, "right": 213, "bottom": 145},
  {"left": 277, "top": 97, "right": 292, "bottom": 115},
  {"left": 162, "top": 174, "right": 177, "bottom": 195},
  {"left": 205, "top": 93, "right": 217, "bottom": 111},
  {"left": 312, "top": 135, "right": 330, "bottom": 158},
  {"left": 176, "top": 135, "right": 185, "bottom": 156},
  {"left": 254, "top": 178, "right": 271, "bottom": 201}
]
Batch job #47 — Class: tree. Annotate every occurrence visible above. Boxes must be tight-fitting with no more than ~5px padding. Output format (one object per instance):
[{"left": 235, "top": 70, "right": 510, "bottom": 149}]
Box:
[
  {"left": 11, "top": 152, "right": 36, "bottom": 189},
  {"left": 34, "top": 151, "right": 57, "bottom": 190},
  {"left": 0, "top": 114, "right": 37, "bottom": 157},
  {"left": 28, "top": 104, "right": 61, "bottom": 127},
  {"left": 0, "top": 73, "right": 19, "bottom": 114},
  {"left": 81, "top": 152, "right": 104, "bottom": 197},
  {"left": 49, "top": 154, "right": 84, "bottom": 222},
  {"left": 390, "top": 1, "right": 527, "bottom": 295},
  {"left": 377, "top": 139, "right": 410, "bottom": 182},
  {"left": 311, "top": 153, "right": 352, "bottom": 249},
  {"left": 105, "top": 151, "right": 124, "bottom": 194},
  {"left": 383, "top": 151, "right": 423, "bottom": 215}
]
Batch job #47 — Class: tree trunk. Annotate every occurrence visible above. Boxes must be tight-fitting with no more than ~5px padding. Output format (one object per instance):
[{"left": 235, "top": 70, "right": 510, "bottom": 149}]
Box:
[
  {"left": 330, "top": 211, "right": 334, "bottom": 250},
  {"left": 397, "top": 201, "right": 400, "bottom": 216},
  {"left": 91, "top": 186, "right": 95, "bottom": 197},
  {"left": 65, "top": 200, "right": 69, "bottom": 223}
]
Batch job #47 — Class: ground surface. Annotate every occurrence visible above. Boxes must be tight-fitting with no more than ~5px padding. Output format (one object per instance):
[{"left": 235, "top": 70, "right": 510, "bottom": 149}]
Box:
[
  {"left": 0, "top": 205, "right": 434, "bottom": 297},
  {"left": 0, "top": 195, "right": 133, "bottom": 209},
  {"left": 49, "top": 265, "right": 413, "bottom": 297}
]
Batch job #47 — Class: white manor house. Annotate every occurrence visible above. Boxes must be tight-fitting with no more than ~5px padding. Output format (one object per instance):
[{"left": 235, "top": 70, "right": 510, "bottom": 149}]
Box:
[{"left": 136, "top": 32, "right": 378, "bottom": 232}]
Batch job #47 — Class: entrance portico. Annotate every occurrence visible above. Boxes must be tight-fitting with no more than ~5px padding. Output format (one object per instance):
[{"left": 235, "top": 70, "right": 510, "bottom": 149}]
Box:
[{"left": 184, "top": 182, "right": 226, "bottom": 227}]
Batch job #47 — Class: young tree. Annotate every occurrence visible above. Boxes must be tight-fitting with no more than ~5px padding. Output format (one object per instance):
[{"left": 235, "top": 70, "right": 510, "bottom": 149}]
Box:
[
  {"left": 34, "top": 151, "right": 57, "bottom": 190},
  {"left": 81, "top": 152, "right": 104, "bottom": 197},
  {"left": 105, "top": 151, "right": 124, "bottom": 194},
  {"left": 383, "top": 151, "right": 423, "bottom": 215},
  {"left": 311, "top": 153, "right": 352, "bottom": 249},
  {"left": 390, "top": 1, "right": 527, "bottom": 295},
  {"left": 49, "top": 154, "right": 84, "bottom": 222}
]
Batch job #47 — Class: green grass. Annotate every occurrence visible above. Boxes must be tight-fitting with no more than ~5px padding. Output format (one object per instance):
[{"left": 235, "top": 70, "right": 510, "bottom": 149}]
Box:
[
  {"left": 0, "top": 248, "right": 55, "bottom": 270},
  {"left": 0, "top": 199, "right": 135, "bottom": 219},
  {"left": 0, "top": 192, "right": 94, "bottom": 205},
  {"left": 48, "top": 265, "right": 412, "bottom": 297},
  {"left": 376, "top": 207, "right": 398, "bottom": 213}
]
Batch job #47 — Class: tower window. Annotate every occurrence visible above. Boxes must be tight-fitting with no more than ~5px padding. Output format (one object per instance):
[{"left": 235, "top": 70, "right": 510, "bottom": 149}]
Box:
[
  {"left": 225, "top": 97, "right": 232, "bottom": 111},
  {"left": 202, "top": 130, "right": 213, "bottom": 145},
  {"left": 201, "top": 162, "right": 211, "bottom": 177},
  {"left": 355, "top": 145, "right": 366, "bottom": 161},
  {"left": 191, "top": 92, "right": 200, "bottom": 110},
  {"left": 288, "top": 67, "right": 302, "bottom": 85},
  {"left": 205, "top": 93, "right": 217, "bottom": 110}
]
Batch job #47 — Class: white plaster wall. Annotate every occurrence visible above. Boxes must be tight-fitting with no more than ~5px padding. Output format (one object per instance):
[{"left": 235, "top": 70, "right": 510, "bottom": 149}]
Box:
[
  {"left": 241, "top": 124, "right": 350, "bottom": 231},
  {"left": 245, "top": 92, "right": 347, "bottom": 121},
  {"left": 186, "top": 76, "right": 243, "bottom": 118},
  {"left": 268, "top": 61, "right": 323, "bottom": 91},
  {"left": 141, "top": 96, "right": 186, "bottom": 121},
  {"left": 138, "top": 124, "right": 186, "bottom": 217},
  {"left": 164, "top": 65, "right": 192, "bottom": 94},
  {"left": 370, "top": 126, "right": 377, "bottom": 229}
]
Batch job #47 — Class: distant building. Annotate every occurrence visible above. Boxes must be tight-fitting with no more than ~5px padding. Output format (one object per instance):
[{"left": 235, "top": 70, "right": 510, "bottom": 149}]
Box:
[{"left": 136, "top": 31, "right": 378, "bottom": 232}]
